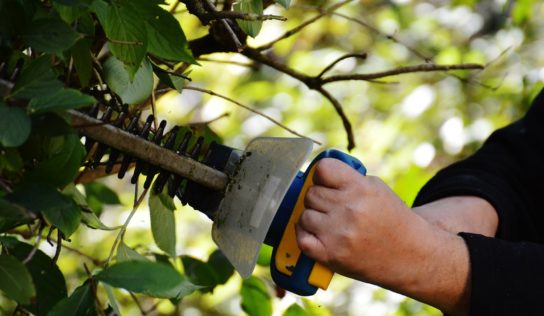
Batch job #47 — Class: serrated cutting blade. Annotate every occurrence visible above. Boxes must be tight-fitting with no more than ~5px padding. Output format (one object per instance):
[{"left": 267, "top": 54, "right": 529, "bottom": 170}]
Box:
[{"left": 212, "top": 137, "right": 313, "bottom": 278}]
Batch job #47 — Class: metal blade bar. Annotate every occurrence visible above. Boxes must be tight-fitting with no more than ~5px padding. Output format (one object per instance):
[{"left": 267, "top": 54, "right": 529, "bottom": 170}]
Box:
[{"left": 69, "top": 110, "right": 229, "bottom": 191}]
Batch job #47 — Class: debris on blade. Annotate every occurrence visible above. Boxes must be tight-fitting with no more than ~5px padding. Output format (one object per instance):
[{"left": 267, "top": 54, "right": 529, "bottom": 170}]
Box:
[{"left": 212, "top": 138, "right": 313, "bottom": 278}]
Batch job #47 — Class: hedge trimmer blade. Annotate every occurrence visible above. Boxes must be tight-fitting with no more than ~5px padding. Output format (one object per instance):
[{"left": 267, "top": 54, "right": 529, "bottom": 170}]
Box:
[{"left": 212, "top": 137, "right": 313, "bottom": 278}]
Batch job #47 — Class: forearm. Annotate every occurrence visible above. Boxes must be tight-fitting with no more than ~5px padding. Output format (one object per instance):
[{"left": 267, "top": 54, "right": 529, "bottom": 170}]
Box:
[
  {"left": 413, "top": 196, "right": 498, "bottom": 237},
  {"left": 370, "top": 211, "right": 471, "bottom": 316}
]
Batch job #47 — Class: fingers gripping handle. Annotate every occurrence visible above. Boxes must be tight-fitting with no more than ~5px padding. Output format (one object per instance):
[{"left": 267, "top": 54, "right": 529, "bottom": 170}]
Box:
[{"left": 270, "top": 150, "right": 367, "bottom": 296}]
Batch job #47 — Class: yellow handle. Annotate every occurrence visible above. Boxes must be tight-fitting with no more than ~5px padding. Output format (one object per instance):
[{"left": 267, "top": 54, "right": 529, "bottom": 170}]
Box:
[{"left": 275, "top": 165, "right": 334, "bottom": 290}]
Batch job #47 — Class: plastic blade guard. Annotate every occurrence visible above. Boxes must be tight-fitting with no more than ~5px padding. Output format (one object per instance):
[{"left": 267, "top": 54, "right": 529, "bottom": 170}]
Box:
[{"left": 212, "top": 137, "right": 313, "bottom": 278}]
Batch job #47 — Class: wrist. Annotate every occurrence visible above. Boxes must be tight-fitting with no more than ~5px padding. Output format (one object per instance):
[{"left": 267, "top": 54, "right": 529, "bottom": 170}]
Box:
[{"left": 375, "top": 213, "right": 470, "bottom": 316}]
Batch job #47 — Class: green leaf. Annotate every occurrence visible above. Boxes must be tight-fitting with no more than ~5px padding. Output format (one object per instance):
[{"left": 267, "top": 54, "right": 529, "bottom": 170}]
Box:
[
  {"left": 181, "top": 250, "right": 234, "bottom": 292},
  {"left": 0, "top": 148, "right": 24, "bottom": 172},
  {"left": 104, "top": 285, "right": 122, "bottom": 316},
  {"left": 83, "top": 182, "right": 121, "bottom": 215},
  {"left": 11, "top": 55, "right": 64, "bottom": 99},
  {"left": 0, "top": 102, "right": 31, "bottom": 147},
  {"left": 95, "top": 261, "right": 201, "bottom": 299},
  {"left": 23, "top": 18, "right": 80, "bottom": 54},
  {"left": 275, "top": 0, "right": 290, "bottom": 8},
  {"left": 207, "top": 250, "right": 234, "bottom": 285},
  {"left": 145, "top": 7, "right": 196, "bottom": 63},
  {"left": 81, "top": 210, "right": 121, "bottom": 230},
  {"left": 103, "top": 56, "right": 153, "bottom": 104},
  {"left": 241, "top": 276, "right": 272, "bottom": 316},
  {"left": 116, "top": 242, "right": 149, "bottom": 262},
  {"left": 283, "top": 304, "right": 308, "bottom": 316},
  {"left": 181, "top": 256, "right": 217, "bottom": 289},
  {"left": 53, "top": 2, "right": 87, "bottom": 24},
  {"left": 24, "top": 133, "right": 86, "bottom": 188},
  {"left": 234, "top": 0, "right": 263, "bottom": 38},
  {"left": 9, "top": 183, "right": 81, "bottom": 237},
  {"left": 104, "top": 0, "right": 148, "bottom": 77},
  {"left": 71, "top": 39, "right": 93, "bottom": 86},
  {"left": 53, "top": 0, "right": 93, "bottom": 6},
  {"left": 48, "top": 283, "right": 95, "bottom": 316},
  {"left": 149, "top": 190, "right": 176, "bottom": 257},
  {"left": 0, "top": 198, "right": 35, "bottom": 232},
  {"left": 28, "top": 88, "right": 95, "bottom": 113},
  {"left": 0, "top": 254, "right": 36, "bottom": 305},
  {"left": 5, "top": 241, "right": 68, "bottom": 315},
  {"left": 256, "top": 243, "right": 272, "bottom": 266},
  {"left": 152, "top": 64, "right": 188, "bottom": 93}
]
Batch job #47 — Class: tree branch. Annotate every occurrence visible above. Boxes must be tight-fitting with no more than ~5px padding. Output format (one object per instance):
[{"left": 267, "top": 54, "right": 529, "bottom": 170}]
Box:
[
  {"left": 255, "top": 0, "right": 355, "bottom": 51},
  {"left": 320, "top": 63, "right": 484, "bottom": 84},
  {"left": 317, "top": 52, "right": 367, "bottom": 78},
  {"left": 202, "top": 11, "right": 287, "bottom": 22},
  {"left": 183, "top": 86, "right": 322, "bottom": 145}
]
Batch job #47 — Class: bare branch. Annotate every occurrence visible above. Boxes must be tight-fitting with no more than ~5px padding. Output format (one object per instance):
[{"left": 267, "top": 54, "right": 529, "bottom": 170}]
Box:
[
  {"left": 321, "top": 63, "right": 484, "bottom": 84},
  {"left": 183, "top": 86, "right": 322, "bottom": 145},
  {"left": 189, "top": 112, "right": 230, "bottom": 126},
  {"left": 315, "top": 87, "right": 355, "bottom": 151},
  {"left": 202, "top": 11, "right": 287, "bottom": 22},
  {"left": 317, "top": 52, "right": 367, "bottom": 78},
  {"left": 198, "top": 57, "right": 258, "bottom": 69},
  {"left": 255, "top": 0, "right": 355, "bottom": 51}
]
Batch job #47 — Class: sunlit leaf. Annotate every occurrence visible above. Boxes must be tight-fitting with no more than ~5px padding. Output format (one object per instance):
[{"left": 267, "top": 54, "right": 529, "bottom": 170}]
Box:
[
  {"left": 241, "top": 276, "right": 272, "bottom": 316},
  {"left": 116, "top": 242, "right": 149, "bottom": 262},
  {"left": 145, "top": 6, "right": 196, "bottom": 64},
  {"left": 103, "top": 56, "right": 153, "bottom": 104},
  {"left": 234, "top": 0, "right": 263, "bottom": 38},
  {"left": 283, "top": 303, "right": 308, "bottom": 316},
  {"left": 149, "top": 190, "right": 176, "bottom": 257},
  {"left": 96, "top": 261, "right": 201, "bottom": 298},
  {"left": 0, "top": 102, "right": 31, "bottom": 147},
  {"left": 0, "top": 254, "right": 35, "bottom": 305},
  {"left": 104, "top": 0, "right": 148, "bottom": 77},
  {"left": 48, "top": 283, "right": 96, "bottom": 316}
]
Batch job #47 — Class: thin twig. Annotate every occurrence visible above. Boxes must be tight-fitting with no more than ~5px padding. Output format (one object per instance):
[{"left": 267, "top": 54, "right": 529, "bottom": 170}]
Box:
[
  {"left": 197, "top": 57, "right": 258, "bottom": 69},
  {"left": 105, "top": 186, "right": 149, "bottom": 266},
  {"left": 316, "top": 87, "right": 355, "bottom": 151},
  {"left": 107, "top": 38, "right": 144, "bottom": 46},
  {"left": 189, "top": 112, "right": 230, "bottom": 126},
  {"left": 52, "top": 230, "right": 62, "bottom": 263},
  {"left": 22, "top": 223, "right": 45, "bottom": 264},
  {"left": 183, "top": 86, "right": 322, "bottom": 145},
  {"left": 331, "top": 12, "right": 432, "bottom": 62},
  {"left": 320, "top": 63, "right": 484, "bottom": 84},
  {"left": 129, "top": 293, "right": 146, "bottom": 315},
  {"left": 202, "top": 11, "right": 286, "bottom": 21},
  {"left": 255, "top": 0, "right": 354, "bottom": 51},
  {"left": 317, "top": 53, "right": 367, "bottom": 78},
  {"left": 84, "top": 263, "right": 106, "bottom": 316}
]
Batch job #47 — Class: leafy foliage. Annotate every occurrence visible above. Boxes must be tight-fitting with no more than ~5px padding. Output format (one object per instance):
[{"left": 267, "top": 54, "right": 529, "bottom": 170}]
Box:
[{"left": 0, "top": 0, "right": 542, "bottom": 315}]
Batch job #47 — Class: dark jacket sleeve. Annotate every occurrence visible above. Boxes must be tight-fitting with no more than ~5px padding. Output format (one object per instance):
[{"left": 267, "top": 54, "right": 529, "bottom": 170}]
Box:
[{"left": 413, "top": 89, "right": 544, "bottom": 315}]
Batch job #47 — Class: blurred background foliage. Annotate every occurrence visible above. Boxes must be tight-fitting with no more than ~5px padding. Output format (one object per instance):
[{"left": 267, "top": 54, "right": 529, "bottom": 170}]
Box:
[{"left": 1, "top": 0, "right": 544, "bottom": 315}]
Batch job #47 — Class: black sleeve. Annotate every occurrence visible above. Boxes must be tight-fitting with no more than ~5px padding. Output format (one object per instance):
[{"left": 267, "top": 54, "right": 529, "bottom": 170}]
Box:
[{"left": 413, "top": 89, "right": 544, "bottom": 315}]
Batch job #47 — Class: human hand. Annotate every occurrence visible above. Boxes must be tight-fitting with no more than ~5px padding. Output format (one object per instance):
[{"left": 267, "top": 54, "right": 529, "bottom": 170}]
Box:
[
  {"left": 295, "top": 158, "right": 470, "bottom": 316},
  {"left": 295, "top": 158, "right": 423, "bottom": 283}
]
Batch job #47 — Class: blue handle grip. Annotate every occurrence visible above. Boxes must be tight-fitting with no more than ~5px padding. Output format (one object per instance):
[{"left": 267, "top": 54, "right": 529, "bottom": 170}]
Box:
[{"left": 268, "top": 149, "right": 366, "bottom": 296}]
